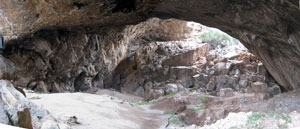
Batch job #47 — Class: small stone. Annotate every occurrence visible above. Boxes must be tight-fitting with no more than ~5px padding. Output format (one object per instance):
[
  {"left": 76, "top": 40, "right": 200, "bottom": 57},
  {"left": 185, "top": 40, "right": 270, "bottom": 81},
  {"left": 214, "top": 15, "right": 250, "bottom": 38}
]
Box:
[
  {"left": 193, "top": 73, "right": 209, "bottom": 85},
  {"left": 215, "top": 62, "right": 233, "bottom": 75},
  {"left": 219, "top": 88, "right": 234, "bottom": 97},
  {"left": 208, "top": 61, "right": 214, "bottom": 66},
  {"left": 244, "top": 64, "right": 256, "bottom": 72},
  {"left": 198, "top": 57, "right": 207, "bottom": 65},
  {"left": 17, "top": 108, "right": 33, "bottom": 129},
  {"left": 224, "top": 51, "right": 240, "bottom": 59},
  {"left": 206, "top": 54, "right": 215, "bottom": 61},
  {"left": 251, "top": 81, "right": 267, "bottom": 92},
  {"left": 239, "top": 80, "right": 248, "bottom": 88},
  {"left": 165, "top": 83, "right": 178, "bottom": 95},
  {"left": 206, "top": 78, "right": 216, "bottom": 91},
  {"left": 267, "top": 84, "right": 281, "bottom": 96},
  {"left": 133, "top": 86, "right": 145, "bottom": 97},
  {"left": 250, "top": 75, "right": 265, "bottom": 82},
  {"left": 152, "top": 88, "right": 165, "bottom": 99},
  {"left": 235, "top": 69, "right": 241, "bottom": 76}
]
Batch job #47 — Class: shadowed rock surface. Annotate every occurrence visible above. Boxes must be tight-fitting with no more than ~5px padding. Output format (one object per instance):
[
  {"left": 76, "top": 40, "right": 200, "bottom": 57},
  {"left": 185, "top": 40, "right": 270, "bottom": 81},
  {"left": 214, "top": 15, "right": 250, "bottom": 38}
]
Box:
[{"left": 3, "top": 18, "right": 195, "bottom": 92}]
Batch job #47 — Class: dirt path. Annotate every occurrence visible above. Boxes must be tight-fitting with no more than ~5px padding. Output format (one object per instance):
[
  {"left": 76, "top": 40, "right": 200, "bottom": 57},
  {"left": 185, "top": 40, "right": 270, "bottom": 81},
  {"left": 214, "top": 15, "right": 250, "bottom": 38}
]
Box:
[{"left": 27, "top": 92, "right": 169, "bottom": 129}]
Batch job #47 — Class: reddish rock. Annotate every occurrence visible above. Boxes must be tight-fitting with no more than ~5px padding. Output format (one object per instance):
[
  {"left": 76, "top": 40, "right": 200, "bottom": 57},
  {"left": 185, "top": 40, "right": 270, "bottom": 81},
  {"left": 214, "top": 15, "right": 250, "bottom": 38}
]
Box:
[
  {"left": 17, "top": 108, "right": 33, "bottom": 129},
  {"left": 219, "top": 88, "right": 234, "bottom": 97},
  {"left": 215, "top": 62, "right": 233, "bottom": 75}
]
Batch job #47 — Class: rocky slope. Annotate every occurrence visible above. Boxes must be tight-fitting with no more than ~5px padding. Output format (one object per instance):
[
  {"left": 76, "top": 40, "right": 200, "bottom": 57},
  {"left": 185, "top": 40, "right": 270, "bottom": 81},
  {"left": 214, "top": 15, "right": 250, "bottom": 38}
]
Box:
[{"left": 1, "top": 0, "right": 299, "bottom": 91}]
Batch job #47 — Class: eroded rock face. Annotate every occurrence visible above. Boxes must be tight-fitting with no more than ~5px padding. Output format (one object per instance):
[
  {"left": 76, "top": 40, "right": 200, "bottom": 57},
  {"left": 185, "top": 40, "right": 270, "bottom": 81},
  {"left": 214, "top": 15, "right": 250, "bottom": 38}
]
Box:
[
  {"left": 0, "top": 0, "right": 299, "bottom": 90},
  {"left": 4, "top": 18, "right": 196, "bottom": 92}
]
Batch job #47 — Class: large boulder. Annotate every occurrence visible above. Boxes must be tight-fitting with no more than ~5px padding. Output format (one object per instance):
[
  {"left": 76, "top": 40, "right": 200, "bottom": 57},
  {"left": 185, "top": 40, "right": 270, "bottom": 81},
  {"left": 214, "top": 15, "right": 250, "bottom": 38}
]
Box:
[
  {"left": 0, "top": 80, "right": 69, "bottom": 129},
  {"left": 0, "top": 80, "right": 32, "bottom": 128}
]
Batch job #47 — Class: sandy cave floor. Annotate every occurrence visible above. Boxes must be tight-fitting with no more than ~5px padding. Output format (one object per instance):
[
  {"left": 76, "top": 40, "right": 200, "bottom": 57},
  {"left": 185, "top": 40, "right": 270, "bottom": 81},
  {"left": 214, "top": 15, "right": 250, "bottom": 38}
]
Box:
[{"left": 26, "top": 89, "right": 300, "bottom": 129}]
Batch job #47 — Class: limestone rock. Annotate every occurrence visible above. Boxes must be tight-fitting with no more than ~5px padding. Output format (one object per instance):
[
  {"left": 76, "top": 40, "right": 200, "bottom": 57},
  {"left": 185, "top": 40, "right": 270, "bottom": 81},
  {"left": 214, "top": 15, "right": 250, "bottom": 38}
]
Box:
[
  {"left": 239, "top": 80, "right": 248, "bottom": 88},
  {"left": 162, "top": 43, "right": 210, "bottom": 66},
  {"left": 165, "top": 83, "right": 178, "bottom": 95},
  {"left": 193, "top": 73, "right": 209, "bottom": 88},
  {"left": 219, "top": 88, "right": 234, "bottom": 97},
  {"left": 267, "top": 84, "right": 281, "bottom": 96},
  {"left": 170, "top": 66, "right": 198, "bottom": 88},
  {"left": 215, "top": 62, "right": 233, "bottom": 75},
  {"left": 251, "top": 82, "right": 268, "bottom": 93},
  {"left": 206, "top": 79, "right": 216, "bottom": 92},
  {"left": 133, "top": 86, "right": 145, "bottom": 97}
]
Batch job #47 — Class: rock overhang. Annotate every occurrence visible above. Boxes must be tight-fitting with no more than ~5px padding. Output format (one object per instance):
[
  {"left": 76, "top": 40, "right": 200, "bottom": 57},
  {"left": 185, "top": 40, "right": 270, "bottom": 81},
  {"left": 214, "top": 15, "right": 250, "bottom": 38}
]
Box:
[{"left": 0, "top": 0, "right": 300, "bottom": 90}]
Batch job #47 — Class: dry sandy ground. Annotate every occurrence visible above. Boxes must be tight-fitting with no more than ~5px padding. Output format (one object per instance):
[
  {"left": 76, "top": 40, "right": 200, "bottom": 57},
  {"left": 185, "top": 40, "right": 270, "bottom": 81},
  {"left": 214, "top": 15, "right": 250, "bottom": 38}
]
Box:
[
  {"left": 26, "top": 89, "right": 300, "bottom": 129},
  {"left": 27, "top": 91, "right": 169, "bottom": 129}
]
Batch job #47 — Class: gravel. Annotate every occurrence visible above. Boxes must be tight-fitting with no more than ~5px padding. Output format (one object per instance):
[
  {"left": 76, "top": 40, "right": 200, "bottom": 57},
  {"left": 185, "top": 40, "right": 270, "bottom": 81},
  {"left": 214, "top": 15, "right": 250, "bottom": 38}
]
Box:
[{"left": 175, "top": 111, "right": 300, "bottom": 129}]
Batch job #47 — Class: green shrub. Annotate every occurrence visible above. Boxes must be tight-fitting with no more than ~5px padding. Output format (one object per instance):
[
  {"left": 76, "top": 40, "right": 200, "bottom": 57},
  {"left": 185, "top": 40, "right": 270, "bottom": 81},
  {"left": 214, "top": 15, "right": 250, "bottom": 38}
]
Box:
[
  {"left": 136, "top": 101, "right": 156, "bottom": 105},
  {"left": 168, "top": 115, "right": 183, "bottom": 125},
  {"left": 167, "top": 92, "right": 177, "bottom": 97},
  {"left": 248, "top": 112, "right": 265, "bottom": 122},
  {"left": 198, "top": 96, "right": 209, "bottom": 101},
  {"left": 163, "top": 111, "right": 173, "bottom": 115},
  {"left": 199, "top": 28, "right": 240, "bottom": 47},
  {"left": 267, "top": 110, "right": 275, "bottom": 118},
  {"left": 192, "top": 105, "right": 205, "bottom": 112}
]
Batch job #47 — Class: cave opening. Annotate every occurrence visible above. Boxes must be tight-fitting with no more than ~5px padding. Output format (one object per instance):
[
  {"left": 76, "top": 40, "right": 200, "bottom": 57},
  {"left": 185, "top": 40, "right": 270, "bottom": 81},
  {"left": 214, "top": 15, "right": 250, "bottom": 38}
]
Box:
[
  {"left": 1, "top": 0, "right": 300, "bottom": 128},
  {"left": 0, "top": 18, "right": 292, "bottom": 129},
  {"left": 100, "top": 19, "right": 281, "bottom": 101}
]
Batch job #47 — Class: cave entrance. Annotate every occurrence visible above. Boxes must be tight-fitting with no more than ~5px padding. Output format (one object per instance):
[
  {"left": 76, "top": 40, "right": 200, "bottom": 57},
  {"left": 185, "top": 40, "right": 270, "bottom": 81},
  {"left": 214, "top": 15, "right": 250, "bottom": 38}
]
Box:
[
  {"left": 96, "top": 19, "right": 284, "bottom": 127},
  {"left": 0, "top": 17, "right": 287, "bottom": 128},
  {"left": 103, "top": 19, "right": 281, "bottom": 101}
]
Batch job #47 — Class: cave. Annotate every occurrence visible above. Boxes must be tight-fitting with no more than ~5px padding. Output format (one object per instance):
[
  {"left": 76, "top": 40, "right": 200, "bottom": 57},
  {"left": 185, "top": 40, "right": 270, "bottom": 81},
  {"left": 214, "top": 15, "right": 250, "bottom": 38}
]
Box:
[{"left": 0, "top": 0, "right": 299, "bottom": 129}]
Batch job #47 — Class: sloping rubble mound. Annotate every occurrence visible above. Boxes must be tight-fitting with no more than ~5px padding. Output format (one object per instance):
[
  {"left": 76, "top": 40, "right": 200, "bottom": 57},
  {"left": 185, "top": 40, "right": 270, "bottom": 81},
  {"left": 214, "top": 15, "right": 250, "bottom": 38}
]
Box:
[
  {"left": 105, "top": 39, "right": 209, "bottom": 98},
  {"left": 111, "top": 37, "right": 281, "bottom": 100},
  {"left": 107, "top": 36, "right": 283, "bottom": 127}
]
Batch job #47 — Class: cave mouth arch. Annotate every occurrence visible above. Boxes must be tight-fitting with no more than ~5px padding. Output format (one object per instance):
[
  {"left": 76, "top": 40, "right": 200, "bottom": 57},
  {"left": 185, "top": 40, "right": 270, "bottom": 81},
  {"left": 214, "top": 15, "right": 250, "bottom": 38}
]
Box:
[
  {"left": 0, "top": 1, "right": 299, "bottom": 128},
  {"left": 0, "top": 17, "right": 289, "bottom": 128},
  {"left": 99, "top": 19, "right": 282, "bottom": 101}
]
